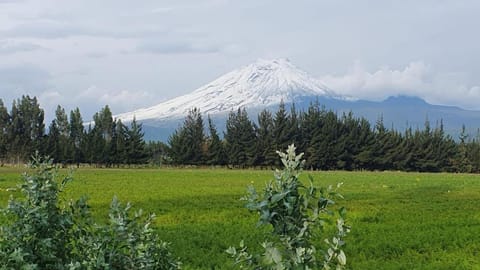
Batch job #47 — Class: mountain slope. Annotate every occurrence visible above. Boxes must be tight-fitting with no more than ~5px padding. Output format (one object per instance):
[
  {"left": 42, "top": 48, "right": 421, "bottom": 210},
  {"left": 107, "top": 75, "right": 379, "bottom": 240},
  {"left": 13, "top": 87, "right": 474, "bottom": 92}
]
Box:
[
  {"left": 113, "top": 58, "right": 480, "bottom": 141},
  {"left": 116, "top": 58, "right": 341, "bottom": 123}
]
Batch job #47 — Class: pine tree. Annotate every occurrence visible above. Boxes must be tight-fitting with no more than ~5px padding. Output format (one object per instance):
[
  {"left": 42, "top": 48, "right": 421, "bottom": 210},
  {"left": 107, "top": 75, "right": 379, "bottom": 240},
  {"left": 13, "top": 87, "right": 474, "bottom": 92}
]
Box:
[
  {"left": 224, "top": 108, "right": 256, "bottom": 167},
  {"left": 353, "top": 118, "right": 376, "bottom": 170},
  {"left": 69, "top": 108, "right": 84, "bottom": 166},
  {"left": 467, "top": 130, "right": 480, "bottom": 172},
  {"left": 92, "top": 106, "right": 114, "bottom": 164},
  {"left": 110, "top": 119, "right": 128, "bottom": 165},
  {"left": 273, "top": 101, "right": 290, "bottom": 155},
  {"left": 287, "top": 103, "right": 300, "bottom": 148},
  {"left": 126, "top": 118, "right": 148, "bottom": 164},
  {"left": 336, "top": 112, "right": 356, "bottom": 170},
  {"left": 256, "top": 109, "right": 276, "bottom": 167},
  {"left": 168, "top": 108, "right": 205, "bottom": 165},
  {"left": 0, "top": 99, "right": 9, "bottom": 162},
  {"left": 168, "top": 129, "right": 187, "bottom": 165},
  {"left": 46, "top": 120, "right": 61, "bottom": 162},
  {"left": 300, "top": 101, "right": 322, "bottom": 169},
  {"left": 93, "top": 105, "right": 114, "bottom": 142},
  {"left": 82, "top": 124, "right": 94, "bottom": 164},
  {"left": 431, "top": 120, "right": 456, "bottom": 172},
  {"left": 53, "top": 105, "right": 71, "bottom": 163},
  {"left": 7, "top": 96, "right": 45, "bottom": 162},
  {"left": 206, "top": 116, "right": 226, "bottom": 165},
  {"left": 455, "top": 125, "right": 472, "bottom": 173},
  {"left": 371, "top": 116, "right": 395, "bottom": 170},
  {"left": 316, "top": 111, "right": 341, "bottom": 170}
]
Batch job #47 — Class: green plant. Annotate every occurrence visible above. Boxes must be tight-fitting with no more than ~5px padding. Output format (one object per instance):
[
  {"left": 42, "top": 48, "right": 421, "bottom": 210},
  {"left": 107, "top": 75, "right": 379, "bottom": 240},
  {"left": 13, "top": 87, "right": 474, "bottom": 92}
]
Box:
[
  {"left": 227, "top": 144, "right": 350, "bottom": 269},
  {"left": 0, "top": 154, "right": 180, "bottom": 269},
  {"left": 67, "top": 197, "right": 181, "bottom": 269}
]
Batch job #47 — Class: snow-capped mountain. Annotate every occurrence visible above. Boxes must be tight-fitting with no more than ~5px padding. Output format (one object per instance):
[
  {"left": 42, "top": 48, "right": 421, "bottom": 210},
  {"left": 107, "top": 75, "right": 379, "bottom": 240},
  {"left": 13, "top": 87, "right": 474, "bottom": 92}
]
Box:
[
  {"left": 116, "top": 58, "right": 341, "bottom": 123},
  {"left": 115, "top": 58, "right": 480, "bottom": 142}
]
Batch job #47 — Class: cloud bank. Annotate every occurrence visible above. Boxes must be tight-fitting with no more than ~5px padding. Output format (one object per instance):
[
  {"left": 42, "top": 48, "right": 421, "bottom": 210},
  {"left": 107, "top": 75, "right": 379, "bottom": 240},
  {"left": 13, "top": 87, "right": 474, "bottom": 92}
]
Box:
[
  {"left": 320, "top": 61, "right": 480, "bottom": 110},
  {"left": 1, "top": 0, "right": 480, "bottom": 122}
]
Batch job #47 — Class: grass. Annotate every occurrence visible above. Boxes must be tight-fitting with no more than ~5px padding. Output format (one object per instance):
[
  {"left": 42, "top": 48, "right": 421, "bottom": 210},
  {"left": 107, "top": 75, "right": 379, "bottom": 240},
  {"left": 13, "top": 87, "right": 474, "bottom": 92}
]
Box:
[{"left": 0, "top": 167, "right": 479, "bottom": 269}]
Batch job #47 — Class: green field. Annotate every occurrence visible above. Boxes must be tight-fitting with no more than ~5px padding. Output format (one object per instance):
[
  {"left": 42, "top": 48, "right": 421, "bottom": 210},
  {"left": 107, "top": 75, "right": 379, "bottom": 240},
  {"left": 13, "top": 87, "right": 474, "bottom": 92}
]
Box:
[{"left": 0, "top": 167, "right": 479, "bottom": 269}]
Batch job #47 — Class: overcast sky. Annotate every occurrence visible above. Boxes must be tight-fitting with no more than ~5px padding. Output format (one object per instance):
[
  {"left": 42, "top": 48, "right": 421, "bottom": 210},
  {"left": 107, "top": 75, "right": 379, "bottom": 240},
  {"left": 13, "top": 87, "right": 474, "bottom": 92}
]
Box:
[{"left": 1, "top": 0, "right": 480, "bottom": 121}]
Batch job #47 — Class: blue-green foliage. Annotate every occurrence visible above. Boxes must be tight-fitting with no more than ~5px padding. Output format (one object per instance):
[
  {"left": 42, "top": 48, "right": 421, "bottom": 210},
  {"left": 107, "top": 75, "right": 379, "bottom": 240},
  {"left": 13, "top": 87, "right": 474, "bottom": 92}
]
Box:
[
  {"left": 0, "top": 155, "right": 180, "bottom": 269},
  {"left": 227, "top": 145, "right": 350, "bottom": 269}
]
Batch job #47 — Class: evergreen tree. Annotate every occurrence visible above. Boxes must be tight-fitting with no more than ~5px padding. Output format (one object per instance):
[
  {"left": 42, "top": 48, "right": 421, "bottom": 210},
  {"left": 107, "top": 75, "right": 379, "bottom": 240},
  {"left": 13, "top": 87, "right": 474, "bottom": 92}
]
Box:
[
  {"left": 206, "top": 116, "right": 226, "bottom": 165},
  {"left": 54, "top": 105, "right": 71, "bottom": 162},
  {"left": 336, "top": 112, "right": 356, "bottom": 170},
  {"left": 7, "top": 100, "right": 21, "bottom": 162},
  {"left": 168, "top": 108, "right": 205, "bottom": 165},
  {"left": 467, "top": 130, "right": 480, "bottom": 172},
  {"left": 287, "top": 103, "right": 300, "bottom": 148},
  {"left": 46, "top": 120, "right": 61, "bottom": 162},
  {"left": 7, "top": 96, "right": 45, "bottom": 162},
  {"left": 168, "top": 129, "right": 187, "bottom": 165},
  {"left": 69, "top": 108, "right": 84, "bottom": 165},
  {"left": 431, "top": 120, "right": 456, "bottom": 172},
  {"left": 93, "top": 105, "right": 114, "bottom": 142},
  {"left": 82, "top": 124, "right": 95, "bottom": 164},
  {"left": 316, "top": 111, "right": 341, "bottom": 170},
  {"left": 355, "top": 118, "right": 376, "bottom": 169},
  {"left": 110, "top": 119, "right": 128, "bottom": 165},
  {"left": 455, "top": 125, "right": 472, "bottom": 173},
  {"left": 338, "top": 113, "right": 375, "bottom": 170},
  {"left": 300, "top": 101, "right": 323, "bottom": 169},
  {"left": 395, "top": 127, "right": 416, "bottom": 171},
  {"left": 0, "top": 99, "right": 9, "bottom": 162},
  {"left": 413, "top": 120, "right": 441, "bottom": 172},
  {"left": 256, "top": 109, "right": 276, "bottom": 167},
  {"left": 273, "top": 101, "right": 290, "bottom": 155},
  {"left": 92, "top": 106, "right": 114, "bottom": 164},
  {"left": 224, "top": 108, "right": 256, "bottom": 167},
  {"left": 126, "top": 118, "right": 148, "bottom": 164},
  {"left": 371, "top": 116, "right": 397, "bottom": 170}
]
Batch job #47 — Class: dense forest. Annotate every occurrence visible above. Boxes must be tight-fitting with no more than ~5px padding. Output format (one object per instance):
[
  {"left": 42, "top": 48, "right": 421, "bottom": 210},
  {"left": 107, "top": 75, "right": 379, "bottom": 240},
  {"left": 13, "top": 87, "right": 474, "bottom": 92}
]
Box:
[{"left": 1, "top": 95, "right": 480, "bottom": 172}]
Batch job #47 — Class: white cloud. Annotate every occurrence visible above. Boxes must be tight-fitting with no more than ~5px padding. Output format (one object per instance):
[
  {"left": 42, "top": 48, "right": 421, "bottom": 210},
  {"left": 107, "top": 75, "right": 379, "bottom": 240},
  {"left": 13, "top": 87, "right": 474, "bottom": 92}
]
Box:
[
  {"left": 23, "top": 85, "right": 160, "bottom": 122},
  {"left": 78, "top": 86, "right": 151, "bottom": 108},
  {"left": 319, "top": 61, "right": 430, "bottom": 100},
  {"left": 69, "top": 86, "right": 157, "bottom": 118},
  {"left": 320, "top": 61, "right": 480, "bottom": 110}
]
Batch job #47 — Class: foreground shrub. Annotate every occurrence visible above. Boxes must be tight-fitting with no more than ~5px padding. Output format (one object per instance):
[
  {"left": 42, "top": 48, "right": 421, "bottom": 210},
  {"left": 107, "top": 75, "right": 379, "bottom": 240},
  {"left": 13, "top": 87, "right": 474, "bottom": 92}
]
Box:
[
  {"left": 227, "top": 144, "right": 350, "bottom": 269},
  {"left": 0, "top": 155, "right": 180, "bottom": 270}
]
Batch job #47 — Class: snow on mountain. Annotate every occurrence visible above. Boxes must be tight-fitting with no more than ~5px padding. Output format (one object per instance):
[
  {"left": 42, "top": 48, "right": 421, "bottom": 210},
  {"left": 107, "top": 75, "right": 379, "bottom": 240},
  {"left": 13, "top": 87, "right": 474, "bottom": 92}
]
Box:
[{"left": 116, "top": 58, "right": 341, "bottom": 123}]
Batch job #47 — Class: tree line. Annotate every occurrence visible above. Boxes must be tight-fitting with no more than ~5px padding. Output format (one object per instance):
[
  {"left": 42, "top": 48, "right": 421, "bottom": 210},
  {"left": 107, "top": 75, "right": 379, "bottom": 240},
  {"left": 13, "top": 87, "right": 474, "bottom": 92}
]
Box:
[
  {"left": 2, "top": 95, "right": 480, "bottom": 172},
  {"left": 169, "top": 101, "right": 480, "bottom": 173},
  {"left": 0, "top": 95, "right": 148, "bottom": 166}
]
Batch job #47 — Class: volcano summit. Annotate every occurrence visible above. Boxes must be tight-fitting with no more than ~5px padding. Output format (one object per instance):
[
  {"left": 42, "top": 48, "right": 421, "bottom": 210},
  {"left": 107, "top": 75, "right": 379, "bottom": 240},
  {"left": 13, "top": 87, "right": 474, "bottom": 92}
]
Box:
[{"left": 116, "top": 58, "right": 342, "bottom": 123}]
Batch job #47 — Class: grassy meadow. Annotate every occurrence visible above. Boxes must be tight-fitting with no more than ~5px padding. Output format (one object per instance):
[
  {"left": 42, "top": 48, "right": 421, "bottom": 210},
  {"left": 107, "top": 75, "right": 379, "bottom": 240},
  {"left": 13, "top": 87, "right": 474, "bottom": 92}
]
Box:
[{"left": 0, "top": 167, "right": 479, "bottom": 269}]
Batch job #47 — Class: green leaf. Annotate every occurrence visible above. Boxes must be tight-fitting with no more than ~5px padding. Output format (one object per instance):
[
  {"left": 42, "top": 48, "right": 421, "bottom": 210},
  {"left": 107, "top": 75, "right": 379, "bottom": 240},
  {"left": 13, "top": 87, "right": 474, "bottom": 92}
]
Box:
[
  {"left": 226, "top": 246, "right": 236, "bottom": 256},
  {"left": 271, "top": 192, "right": 287, "bottom": 204},
  {"left": 337, "top": 250, "right": 346, "bottom": 265},
  {"left": 263, "top": 244, "right": 283, "bottom": 265}
]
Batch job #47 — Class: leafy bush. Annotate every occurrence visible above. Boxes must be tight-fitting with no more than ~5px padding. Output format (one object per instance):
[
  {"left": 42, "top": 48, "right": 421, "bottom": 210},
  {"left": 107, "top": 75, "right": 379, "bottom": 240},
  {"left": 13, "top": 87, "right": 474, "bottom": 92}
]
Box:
[
  {"left": 0, "top": 155, "right": 180, "bottom": 269},
  {"left": 227, "top": 144, "right": 350, "bottom": 269}
]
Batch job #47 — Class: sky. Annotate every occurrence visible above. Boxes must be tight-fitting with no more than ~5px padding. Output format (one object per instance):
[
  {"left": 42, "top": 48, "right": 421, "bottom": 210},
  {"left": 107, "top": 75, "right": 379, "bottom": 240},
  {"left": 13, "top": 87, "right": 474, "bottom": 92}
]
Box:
[{"left": 1, "top": 0, "right": 480, "bottom": 122}]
